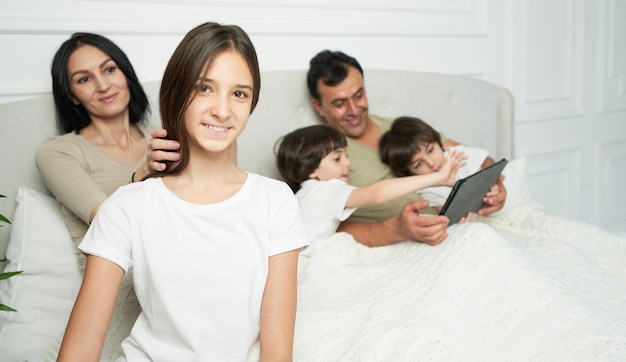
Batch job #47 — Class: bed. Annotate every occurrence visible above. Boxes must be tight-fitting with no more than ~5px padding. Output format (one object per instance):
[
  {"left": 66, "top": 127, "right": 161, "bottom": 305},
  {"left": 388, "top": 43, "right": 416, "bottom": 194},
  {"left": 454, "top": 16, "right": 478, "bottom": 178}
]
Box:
[{"left": 1, "top": 70, "right": 625, "bottom": 361}]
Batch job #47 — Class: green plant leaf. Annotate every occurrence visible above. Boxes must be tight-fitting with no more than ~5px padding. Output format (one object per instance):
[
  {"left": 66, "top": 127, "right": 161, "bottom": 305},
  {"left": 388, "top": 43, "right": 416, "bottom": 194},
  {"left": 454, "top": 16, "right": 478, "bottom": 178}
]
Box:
[
  {"left": 0, "top": 304, "right": 17, "bottom": 312},
  {"left": 0, "top": 194, "right": 9, "bottom": 225},
  {"left": 0, "top": 270, "right": 22, "bottom": 311},
  {"left": 0, "top": 271, "right": 22, "bottom": 280}
]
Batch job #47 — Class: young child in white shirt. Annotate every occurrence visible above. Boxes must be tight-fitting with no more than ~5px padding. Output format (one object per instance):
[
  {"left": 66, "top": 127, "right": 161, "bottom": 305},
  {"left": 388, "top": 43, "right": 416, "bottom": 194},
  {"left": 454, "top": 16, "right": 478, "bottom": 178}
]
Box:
[
  {"left": 380, "top": 116, "right": 495, "bottom": 211},
  {"left": 275, "top": 124, "right": 465, "bottom": 243}
]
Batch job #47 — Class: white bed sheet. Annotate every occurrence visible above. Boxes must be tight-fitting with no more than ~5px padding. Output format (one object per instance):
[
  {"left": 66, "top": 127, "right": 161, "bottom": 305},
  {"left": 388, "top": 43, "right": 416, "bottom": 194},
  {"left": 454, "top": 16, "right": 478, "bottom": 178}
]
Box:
[{"left": 294, "top": 202, "right": 626, "bottom": 361}]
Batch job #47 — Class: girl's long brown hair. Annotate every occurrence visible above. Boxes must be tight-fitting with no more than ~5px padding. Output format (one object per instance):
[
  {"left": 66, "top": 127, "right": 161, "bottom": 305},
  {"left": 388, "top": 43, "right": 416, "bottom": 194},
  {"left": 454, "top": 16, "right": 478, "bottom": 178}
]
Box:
[{"left": 147, "top": 22, "right": 260, "bottom": 179}]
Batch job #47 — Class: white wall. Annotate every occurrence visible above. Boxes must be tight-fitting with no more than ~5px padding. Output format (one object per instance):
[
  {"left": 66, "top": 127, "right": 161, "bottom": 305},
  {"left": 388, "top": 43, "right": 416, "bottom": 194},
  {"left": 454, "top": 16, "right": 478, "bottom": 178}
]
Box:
[{"left": 1, "top": 0, "right": 624, "bottom": 232}]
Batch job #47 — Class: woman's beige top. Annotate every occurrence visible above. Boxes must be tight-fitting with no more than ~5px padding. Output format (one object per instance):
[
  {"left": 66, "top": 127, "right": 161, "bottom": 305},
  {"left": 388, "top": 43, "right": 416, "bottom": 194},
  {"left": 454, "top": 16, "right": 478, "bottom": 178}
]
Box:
[{"left": 35, "top": 126, "right": 149, "bottom": 271}]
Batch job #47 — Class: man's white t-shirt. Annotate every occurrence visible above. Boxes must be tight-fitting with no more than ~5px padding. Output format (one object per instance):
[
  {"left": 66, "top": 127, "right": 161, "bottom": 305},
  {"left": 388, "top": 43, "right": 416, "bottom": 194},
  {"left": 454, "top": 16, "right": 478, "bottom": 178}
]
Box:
[
  {"left": 296, "top": 179, "right": 357, "bottom": 243},
  {"left": 79, "top": 174, "right": 309, "bottom": 361},
  {"left": 420, "top": 145, "right": 489, "bottom": 206}
]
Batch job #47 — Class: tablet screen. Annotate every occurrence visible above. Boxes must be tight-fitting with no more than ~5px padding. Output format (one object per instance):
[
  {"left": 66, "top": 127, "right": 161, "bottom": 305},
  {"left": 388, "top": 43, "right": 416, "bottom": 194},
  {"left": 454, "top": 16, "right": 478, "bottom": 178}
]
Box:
[{"left": 439, "top": 158, "right": 508, "bottom": 225}]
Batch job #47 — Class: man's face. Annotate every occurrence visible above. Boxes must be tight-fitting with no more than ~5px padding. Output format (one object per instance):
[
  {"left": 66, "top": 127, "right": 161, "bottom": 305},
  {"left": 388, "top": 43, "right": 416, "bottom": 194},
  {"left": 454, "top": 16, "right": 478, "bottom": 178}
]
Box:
[{"left": 312, "top": 66, "right": 369, "bottom": 139}]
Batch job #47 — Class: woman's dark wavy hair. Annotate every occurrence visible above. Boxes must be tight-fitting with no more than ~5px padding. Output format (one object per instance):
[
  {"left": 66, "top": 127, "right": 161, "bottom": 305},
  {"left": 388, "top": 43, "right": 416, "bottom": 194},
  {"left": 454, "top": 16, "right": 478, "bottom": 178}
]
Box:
[
  {"left": 154, "top": 22, "right": 261, "bottom": 178},
  {"left": 306, "top": 50, "right": 363, "bottom": 102},
  {"left": 51, "top": 32, "right": 150, "bottom": 134},
  {"left": 275, "top": 125, "right": 347, "bottom": 193},
  {"left": 379, "top": 116, "right": 443, "bottom": 177}
]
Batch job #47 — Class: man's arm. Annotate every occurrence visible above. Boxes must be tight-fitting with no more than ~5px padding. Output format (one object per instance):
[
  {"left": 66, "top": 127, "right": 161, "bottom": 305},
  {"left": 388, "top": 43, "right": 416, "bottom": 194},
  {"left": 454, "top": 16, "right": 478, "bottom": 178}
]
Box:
[{"left": 337, "top": 200, "right": 450, "bottom": 246}]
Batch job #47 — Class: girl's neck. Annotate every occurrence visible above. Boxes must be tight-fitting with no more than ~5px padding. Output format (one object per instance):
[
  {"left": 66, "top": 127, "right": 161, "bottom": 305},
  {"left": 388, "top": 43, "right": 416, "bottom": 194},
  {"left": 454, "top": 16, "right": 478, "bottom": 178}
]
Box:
[{"left": 163, "top": 144, "right": 247, "bottom": 204}]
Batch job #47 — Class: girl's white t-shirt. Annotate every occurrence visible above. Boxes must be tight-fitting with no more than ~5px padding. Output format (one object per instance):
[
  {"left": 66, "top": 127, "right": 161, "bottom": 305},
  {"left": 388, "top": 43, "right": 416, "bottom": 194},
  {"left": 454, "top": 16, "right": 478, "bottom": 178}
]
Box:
[{"left": 79, "top": 174, "right": 309, "bottom": 361}]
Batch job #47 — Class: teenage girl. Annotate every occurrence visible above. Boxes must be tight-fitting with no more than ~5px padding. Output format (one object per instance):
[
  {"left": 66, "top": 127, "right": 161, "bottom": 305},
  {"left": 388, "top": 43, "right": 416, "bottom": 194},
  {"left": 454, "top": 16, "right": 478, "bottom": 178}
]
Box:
[{"left": 58, "top": 22, "right": 308, "bottom": 361}]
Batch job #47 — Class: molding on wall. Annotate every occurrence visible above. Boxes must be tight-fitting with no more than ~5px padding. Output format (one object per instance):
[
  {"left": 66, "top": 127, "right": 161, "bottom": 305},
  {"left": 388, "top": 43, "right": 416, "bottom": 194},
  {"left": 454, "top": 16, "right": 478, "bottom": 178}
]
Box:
[
  {"left": 515, "top": 0, "right": 583, "bottom": 123},
  {"left": 527, "top": 149, "right": 581, "bottom": 219},
  {"left": 600, "top": 139, "right": 626, "bottom": 225},
  {"left": 597, "top": 0, "right": 626, "bottom": 114},
  {"left": 0, "top": 0, "right": 490, "bottom": 102},
  {"left": 0, "top": 0, "right": 487, "bottom": 37},
  {"left": 99, "top": 0, "right": 475, "bottom": 12}
]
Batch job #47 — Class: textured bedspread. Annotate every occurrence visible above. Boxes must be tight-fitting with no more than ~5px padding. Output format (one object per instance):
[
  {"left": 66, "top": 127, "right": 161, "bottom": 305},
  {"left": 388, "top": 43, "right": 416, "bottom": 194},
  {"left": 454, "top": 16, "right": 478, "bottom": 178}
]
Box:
[{"left": 293, "top": 203, "right": 626, "bottom": 361}]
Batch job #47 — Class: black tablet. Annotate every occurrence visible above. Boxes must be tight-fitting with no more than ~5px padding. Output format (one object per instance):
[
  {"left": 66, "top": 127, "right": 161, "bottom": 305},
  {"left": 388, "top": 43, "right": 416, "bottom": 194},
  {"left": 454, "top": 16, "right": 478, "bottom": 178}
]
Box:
[{"left": 439, "top": 158, "right": 508, "bottom": 225}]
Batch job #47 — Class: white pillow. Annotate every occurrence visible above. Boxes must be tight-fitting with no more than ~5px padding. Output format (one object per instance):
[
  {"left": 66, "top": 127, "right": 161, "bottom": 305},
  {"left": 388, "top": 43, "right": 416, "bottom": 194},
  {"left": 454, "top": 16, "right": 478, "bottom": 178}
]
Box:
[
  {"left": 0, "top": 187, "right": 81, "bottom": 362},
  {"left": 498, "top": 156, "right": 532, "bottom": 213}
]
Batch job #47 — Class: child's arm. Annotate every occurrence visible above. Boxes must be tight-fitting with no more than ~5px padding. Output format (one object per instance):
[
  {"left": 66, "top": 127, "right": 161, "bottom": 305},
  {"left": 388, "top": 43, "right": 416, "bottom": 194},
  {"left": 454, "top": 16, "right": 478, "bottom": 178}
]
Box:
[
  {"left": 57, "top": 255, "right": 125, "bottom": 362},
  {"left": 259, "top": 249, "right": 300, "bottom": 362},
  {"left": 346, "top": 150, "right": 466, "bottom": 208}
]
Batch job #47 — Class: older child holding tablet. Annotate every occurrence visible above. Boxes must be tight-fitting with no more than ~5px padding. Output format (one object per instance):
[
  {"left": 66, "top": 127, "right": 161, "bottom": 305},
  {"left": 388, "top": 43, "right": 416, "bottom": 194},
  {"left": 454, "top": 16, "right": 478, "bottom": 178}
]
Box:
[{"left": 380, "top": 116, "right": 494, "bottom": 211}]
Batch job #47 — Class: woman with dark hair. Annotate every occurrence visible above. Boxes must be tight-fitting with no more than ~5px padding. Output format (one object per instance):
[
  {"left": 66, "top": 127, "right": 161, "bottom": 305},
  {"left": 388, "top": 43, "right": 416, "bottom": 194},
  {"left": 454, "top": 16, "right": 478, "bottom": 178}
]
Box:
[
  {"left": 35, "top": 32, "right": 154, "bottom": 271},
  {"left": 58, "top": 22, "right": 308, "bottom": 361},
  {"left": 49, "top": 32, "right": 149, "bottom": 134}
]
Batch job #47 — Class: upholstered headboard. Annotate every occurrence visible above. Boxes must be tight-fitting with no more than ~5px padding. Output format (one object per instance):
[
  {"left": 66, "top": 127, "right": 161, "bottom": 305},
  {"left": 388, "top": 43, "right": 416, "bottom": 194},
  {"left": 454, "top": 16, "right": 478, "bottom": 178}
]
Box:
[
  {"left": 241, "top": 69, "right": 513, "bottom": 180},
  {"left": 0, "top": 69, "right": 513, "bottom": 255}
]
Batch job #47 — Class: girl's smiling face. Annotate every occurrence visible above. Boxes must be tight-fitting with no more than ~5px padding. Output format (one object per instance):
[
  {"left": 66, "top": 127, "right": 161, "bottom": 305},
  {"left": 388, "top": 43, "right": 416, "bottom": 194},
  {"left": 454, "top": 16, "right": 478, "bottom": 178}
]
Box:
[
  {"left": 184, "top": 49, "right": 254, "bottom": 154},
  {"left": 408, "top": 142, "right": 446, "bottom": 175},
  {"left": 309, "top": 148, "right": 352, "bottom": 184}
]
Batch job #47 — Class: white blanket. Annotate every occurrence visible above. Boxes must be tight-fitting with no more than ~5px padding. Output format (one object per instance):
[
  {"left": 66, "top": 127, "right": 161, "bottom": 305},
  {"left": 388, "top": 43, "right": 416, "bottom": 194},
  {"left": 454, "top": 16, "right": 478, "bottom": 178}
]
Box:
[
  {"left": 294, "top": 203, "right": 626, "bottom": 361},
  {"left": 42, "top": 203, "right": 626, "bottom": 361}
]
